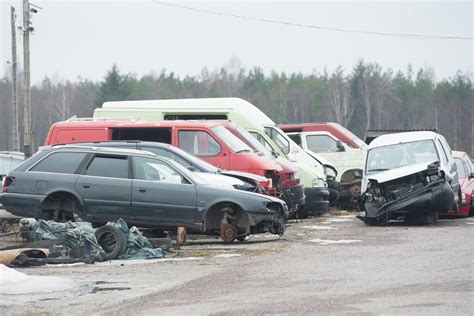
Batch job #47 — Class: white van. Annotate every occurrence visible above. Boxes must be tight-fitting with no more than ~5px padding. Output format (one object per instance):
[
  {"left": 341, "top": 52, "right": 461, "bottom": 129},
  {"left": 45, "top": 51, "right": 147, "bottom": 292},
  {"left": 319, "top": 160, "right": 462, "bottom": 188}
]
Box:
[{"left": 286, "top": 130, "right": 365, "bottom": 203}]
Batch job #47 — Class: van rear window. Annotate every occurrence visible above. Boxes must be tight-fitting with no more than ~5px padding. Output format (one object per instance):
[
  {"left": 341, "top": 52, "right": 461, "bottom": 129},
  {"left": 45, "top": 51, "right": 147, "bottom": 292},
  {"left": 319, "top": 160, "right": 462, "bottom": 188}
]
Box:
[
  {"left": 164, "top": 114, "right": 227, "bottom": 120},
  {"left": 112, "top": 128, "right": 171, "bottom": 144}
]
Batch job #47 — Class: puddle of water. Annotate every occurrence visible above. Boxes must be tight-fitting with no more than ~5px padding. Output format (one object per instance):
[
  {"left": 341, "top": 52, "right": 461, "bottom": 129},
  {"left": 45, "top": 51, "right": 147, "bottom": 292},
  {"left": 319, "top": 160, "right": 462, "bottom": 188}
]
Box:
[
  {"left": 214, "top": 254, "right": 241, "bottom": 258},
  {"left": 301, "top": 225, "right": 337, "bottom": 230},
  {"left": 93, "top": 286, "right": 130, "bottom": 293},
  {"left": 251, "top": 234, "right": 275, "bottom": 238},
  {"left": 309, "top": 238, "right": 362, "bottom": 245},
  {"left": 326, "top": 218, "right": 354, "bottom": 223},
  {"left": 95, "top": 256, "right": 203, "bottom": 266}
]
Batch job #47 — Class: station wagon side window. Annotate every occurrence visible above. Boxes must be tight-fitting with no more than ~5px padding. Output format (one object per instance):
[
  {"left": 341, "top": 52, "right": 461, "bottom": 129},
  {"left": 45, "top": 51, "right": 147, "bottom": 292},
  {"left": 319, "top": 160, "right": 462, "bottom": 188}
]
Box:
[
  {"left": 436, "top": 139, "right": 449, "bottom": 165},
  {"left": 178, "top": 131, "right": 221, "bottom": 156},
  {"left": 86, "top": 155, "right": 129, "bottom": 179},
  {"left": 30, "top": 152, "right": 87, "bottom": 174},
  {"left": 132, "top": 156, "right": 190, "bottom": 184},
  {"left": 306, "top": 135, "right": 338, "bottom": 152}
]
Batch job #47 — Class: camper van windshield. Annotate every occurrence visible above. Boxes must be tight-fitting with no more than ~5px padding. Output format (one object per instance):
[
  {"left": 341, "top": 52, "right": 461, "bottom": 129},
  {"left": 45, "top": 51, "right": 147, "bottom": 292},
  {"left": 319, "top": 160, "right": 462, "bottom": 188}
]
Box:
[{"left": 211, "top": 125, "right": 252, "bottom": 153}]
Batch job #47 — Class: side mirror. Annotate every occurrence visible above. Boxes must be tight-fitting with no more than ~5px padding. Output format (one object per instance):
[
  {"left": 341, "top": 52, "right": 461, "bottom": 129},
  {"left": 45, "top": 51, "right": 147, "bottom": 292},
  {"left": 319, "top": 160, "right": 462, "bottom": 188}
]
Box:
[
  {"left": 336, "top": 141, "right": 345, "bottom": 152},
  {"left": 469, "top": 172, "right": 474, "bottom": 179}
]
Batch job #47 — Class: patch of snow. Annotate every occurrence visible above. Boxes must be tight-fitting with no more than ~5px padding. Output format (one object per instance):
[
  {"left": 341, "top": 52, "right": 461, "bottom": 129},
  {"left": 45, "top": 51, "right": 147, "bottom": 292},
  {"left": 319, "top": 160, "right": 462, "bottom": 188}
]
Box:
[
  {"left": 214, "top": 254, "right": 241, "bottom": 258},
  {"left": 44, "top": 262, "right": 86, "bottom": 268},
  {"left": 0, "top": 264, "right": 93, "bottom": 305},
  {"left": 302, "top": 225, "right": 336, "bottom": 230},
  {"left": 466, "top": 222, "right": 474, "bottom": 225},
  {"left": 309, "top": 238, "right": 362, "bottom": 245},
  {"left": 0, "top": 264, "right": 30, "bottom": 285}
]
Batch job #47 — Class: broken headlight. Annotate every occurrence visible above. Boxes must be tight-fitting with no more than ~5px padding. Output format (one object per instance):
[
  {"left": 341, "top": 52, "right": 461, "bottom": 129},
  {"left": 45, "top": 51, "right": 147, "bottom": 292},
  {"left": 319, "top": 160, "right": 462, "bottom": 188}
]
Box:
[
  {"left": 324, "top": 166, "right": 337, "bottom": 180},
  {"left": 312, "top": 178, "right": 326, "bottom": 188}
]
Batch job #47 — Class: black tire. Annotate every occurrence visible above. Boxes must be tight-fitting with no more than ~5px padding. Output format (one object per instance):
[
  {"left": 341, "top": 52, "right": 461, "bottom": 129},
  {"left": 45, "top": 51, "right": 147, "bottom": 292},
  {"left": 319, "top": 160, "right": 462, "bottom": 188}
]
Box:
[
  {"left": 296, "top": 208, "right": 309, "bottom": 219},
  {"left": 95, "top": 225, "right": 127, "bottom": 260}
]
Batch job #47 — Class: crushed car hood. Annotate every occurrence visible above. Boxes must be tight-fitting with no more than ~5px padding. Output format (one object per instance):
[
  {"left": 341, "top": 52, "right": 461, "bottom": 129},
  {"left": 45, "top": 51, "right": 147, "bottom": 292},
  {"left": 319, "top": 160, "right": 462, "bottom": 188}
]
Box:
[
  {"left": 367, "top": 160, "right": 438, "bottom": 184},
  {"left": 197, "top": 173, "right": 243, "bottom": 190},
  {"left": 219, "top": 170, "right": 268, "bottom": 183}
]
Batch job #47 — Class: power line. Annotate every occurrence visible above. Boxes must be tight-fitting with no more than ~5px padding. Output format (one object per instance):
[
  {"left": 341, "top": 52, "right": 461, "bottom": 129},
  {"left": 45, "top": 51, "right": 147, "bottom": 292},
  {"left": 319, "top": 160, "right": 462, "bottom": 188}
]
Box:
[{"left": 153, "top": 1, "right": 473, "bottom": 41}]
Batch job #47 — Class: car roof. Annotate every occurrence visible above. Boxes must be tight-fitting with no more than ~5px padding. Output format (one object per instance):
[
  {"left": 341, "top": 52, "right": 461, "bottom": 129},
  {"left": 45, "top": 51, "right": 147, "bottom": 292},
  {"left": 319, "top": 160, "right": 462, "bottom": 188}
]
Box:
[
  {"left": 452, "top": 150, "right": 466, "bottom": 159},
  {"left": 60, "top": 140, "right": 172, "bottom": 149},
  {"left": 47, "top": 144, "right": 157, "bottom": 157},
  {"left": 279, "top": 122, "right": 344, "bottom": 131},
  {"left": 368, "top": 131, "right": 440, "bottom": 149},
  {"left": 287, "top": 130, "right": 333, "bottom": 137},
  {"left": 50, "top": 118, "right": 225, "bottom": 129}
]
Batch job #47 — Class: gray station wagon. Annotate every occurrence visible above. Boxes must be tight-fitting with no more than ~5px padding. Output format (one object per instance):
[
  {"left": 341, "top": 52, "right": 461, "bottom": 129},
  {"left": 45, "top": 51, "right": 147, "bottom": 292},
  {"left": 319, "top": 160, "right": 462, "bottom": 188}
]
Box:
[{"left": 1, "top": 146, "right": 287, "bottom": 241}]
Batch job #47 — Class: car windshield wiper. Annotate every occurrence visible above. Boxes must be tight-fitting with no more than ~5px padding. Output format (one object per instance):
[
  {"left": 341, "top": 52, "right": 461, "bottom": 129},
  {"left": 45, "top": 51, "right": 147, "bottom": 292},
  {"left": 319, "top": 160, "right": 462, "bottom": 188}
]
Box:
[
  {"left": 235, "top": 149, "right": 252, "bottom": 153},
  {"left": 367, "top": 168, "right": 390, "bottom": 172}
]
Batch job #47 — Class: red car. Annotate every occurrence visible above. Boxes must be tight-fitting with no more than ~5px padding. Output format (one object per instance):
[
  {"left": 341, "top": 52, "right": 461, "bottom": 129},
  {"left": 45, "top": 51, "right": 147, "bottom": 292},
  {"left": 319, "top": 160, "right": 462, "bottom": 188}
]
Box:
[{"left": 440, "top": 151, "right": 474, "bottom": 217}]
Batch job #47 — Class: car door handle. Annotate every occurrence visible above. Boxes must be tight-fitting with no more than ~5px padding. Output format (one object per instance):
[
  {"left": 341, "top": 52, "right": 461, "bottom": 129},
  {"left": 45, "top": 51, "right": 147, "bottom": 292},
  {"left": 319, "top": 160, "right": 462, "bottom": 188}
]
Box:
[
  {"left": 138, "top": 188, "right": 147, "bottom": 193},
  {"left": 83, "top": 184, "right": 90, "bottom": 189}
]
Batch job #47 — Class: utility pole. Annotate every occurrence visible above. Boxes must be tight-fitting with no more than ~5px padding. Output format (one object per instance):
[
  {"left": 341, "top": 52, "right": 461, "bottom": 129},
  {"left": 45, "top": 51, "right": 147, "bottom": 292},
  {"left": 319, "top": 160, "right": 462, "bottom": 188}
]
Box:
[
  {"left": 22, "top": 0, "right": 33, "bottom": 158},
  {"left": 11, "top": 6, "right": 20, "bottom": 151}
]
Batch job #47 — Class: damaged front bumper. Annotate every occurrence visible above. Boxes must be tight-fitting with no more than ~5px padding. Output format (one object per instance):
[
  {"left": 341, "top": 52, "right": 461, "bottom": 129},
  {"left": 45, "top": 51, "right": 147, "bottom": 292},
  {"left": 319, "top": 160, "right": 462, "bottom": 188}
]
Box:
[
  {"left": 358, "top": 180, "right": 454, "bottom": 225},
  {"left": 304, "top": 187, "right": 330, "bottom": 215},
  {"left": 247, "top": 205, "right": 287, "bottom": 236}
]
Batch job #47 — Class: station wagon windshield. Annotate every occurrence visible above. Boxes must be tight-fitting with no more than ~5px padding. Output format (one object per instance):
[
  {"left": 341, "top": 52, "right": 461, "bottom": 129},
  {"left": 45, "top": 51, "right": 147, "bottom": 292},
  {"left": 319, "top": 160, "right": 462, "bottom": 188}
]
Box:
[
  {"left": 366, "top": 140, "right": 439, "bottom": 173},
  {"left": 211, "top": 125, "right": 253, "bottom": 153}
]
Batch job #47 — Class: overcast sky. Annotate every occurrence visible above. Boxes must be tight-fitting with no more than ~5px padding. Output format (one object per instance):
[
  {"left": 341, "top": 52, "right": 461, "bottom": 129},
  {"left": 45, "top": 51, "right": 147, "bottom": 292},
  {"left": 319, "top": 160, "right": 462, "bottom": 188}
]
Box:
[{"left": 0, "top": 0, "right": 472, "bottom": 84}]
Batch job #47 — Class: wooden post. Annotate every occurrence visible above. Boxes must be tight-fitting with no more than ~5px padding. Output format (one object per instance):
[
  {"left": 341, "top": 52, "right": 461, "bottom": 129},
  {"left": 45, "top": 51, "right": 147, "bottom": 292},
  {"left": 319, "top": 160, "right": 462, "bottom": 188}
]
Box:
[{"left": 176, "top": 226, "right": 186, "bottom": 245}]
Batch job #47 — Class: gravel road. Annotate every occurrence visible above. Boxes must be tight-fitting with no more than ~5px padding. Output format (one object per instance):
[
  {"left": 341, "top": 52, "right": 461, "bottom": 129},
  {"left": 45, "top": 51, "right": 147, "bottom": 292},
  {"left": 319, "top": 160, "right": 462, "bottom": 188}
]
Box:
[{"left": 1, "top": 211, "right": 473, "bottom": 315}]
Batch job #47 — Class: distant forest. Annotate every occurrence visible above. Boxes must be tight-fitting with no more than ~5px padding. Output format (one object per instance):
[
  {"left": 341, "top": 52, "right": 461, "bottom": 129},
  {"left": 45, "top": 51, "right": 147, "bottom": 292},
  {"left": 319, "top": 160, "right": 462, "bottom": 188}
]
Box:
[{"left": 0, "top": 60, "right": 473, "bottom": 155}]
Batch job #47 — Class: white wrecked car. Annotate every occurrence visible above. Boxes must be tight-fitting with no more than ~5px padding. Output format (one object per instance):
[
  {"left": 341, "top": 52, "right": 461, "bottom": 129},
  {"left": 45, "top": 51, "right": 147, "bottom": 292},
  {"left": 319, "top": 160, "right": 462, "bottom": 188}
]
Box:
[{"left": 358, "top": 131, "right": 459, "bottom": 225}]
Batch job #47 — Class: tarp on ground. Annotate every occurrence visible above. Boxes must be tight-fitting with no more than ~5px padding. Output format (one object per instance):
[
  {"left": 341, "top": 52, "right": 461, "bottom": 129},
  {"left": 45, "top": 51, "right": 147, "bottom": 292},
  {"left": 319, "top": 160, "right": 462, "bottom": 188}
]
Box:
[
  {"left": 26, "top": 218, "right": 165, "bottom": 261},
  {"left": 29, "top": 220, "right": 105, "bottom": 261},
  {"left": 100, "top": 218, "right": 165, "bottom": 260}
]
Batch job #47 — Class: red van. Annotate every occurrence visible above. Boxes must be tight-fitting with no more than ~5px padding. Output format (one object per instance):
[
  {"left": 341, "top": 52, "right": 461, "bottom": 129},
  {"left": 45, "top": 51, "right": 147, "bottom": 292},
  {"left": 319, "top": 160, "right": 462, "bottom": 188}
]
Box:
[{"left": 44, "top": 119, "right": 305, "bottom": 213}]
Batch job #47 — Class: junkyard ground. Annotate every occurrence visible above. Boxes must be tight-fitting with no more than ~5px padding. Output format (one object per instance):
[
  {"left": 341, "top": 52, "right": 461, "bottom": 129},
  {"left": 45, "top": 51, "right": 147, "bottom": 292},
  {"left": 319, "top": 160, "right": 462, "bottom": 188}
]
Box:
[{"left": 1, "top": 209, "right": 473, "bottom": 315}]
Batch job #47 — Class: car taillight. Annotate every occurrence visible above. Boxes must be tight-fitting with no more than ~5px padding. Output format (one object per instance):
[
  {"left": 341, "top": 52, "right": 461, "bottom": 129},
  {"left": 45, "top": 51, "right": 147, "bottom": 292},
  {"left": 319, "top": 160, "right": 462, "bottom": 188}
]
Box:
[{"left": 1, "top": 176, "right": 7, "bottom": 193}]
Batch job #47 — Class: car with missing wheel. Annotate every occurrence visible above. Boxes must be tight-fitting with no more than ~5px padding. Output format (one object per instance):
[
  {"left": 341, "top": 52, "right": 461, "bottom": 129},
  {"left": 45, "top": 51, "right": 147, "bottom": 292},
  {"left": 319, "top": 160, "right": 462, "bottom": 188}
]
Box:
[
  {"left": 358, "top": 131, "right": 458, "bottom": 225},
  {"left": 1, "top": 146, "right": 287, "bottom": 242},
  {"left": 52, "top": 140, "right": 272, "bottom": 194}
]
